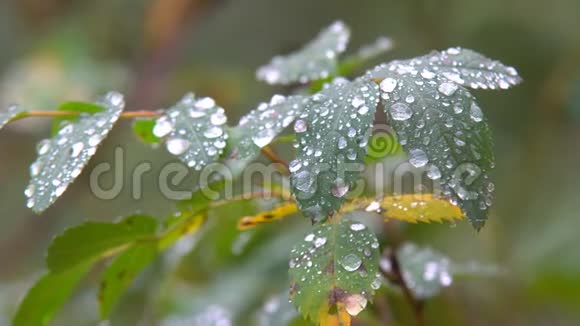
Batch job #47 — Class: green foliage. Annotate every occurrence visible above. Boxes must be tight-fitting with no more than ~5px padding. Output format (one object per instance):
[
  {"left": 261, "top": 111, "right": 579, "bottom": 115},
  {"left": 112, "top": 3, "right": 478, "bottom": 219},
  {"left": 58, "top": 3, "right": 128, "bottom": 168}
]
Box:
[
  {"left": 98, "top": 242, "right": 157, "bottom": 318},
  {"left": 132, "top": 118, "right": 161, "bottom": 144},
  {"left": 47, "top": 215, "right": 157, "bottom": 272},
  {"left": 257, "top": 21, "right": 350, "bottom": 85},
  {"left": 25, "top": 91, "right": 125, "bottom": 213},
  {"left": 289, "top": 218, "right": 381, "bottom": 323},
  {"left": 291, "top": 78, "right": 379, "bottom": 222},
  {"left": 13, "top": 262, "right": 92, "bottom": 326},
  {"left": 151, "top": 93, "right": 228, "bottom": 170},
  {"left": 4, "top": 21, "right": 522, "bottom": 326}
]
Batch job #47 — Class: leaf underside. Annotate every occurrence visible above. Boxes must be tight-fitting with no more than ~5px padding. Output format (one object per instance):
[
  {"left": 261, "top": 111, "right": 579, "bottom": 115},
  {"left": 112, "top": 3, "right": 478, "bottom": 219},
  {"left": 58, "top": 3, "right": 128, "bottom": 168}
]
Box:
[
  {"left": 25, "top": 91, "right": 125, "bottom": 213},
  {"left": 257, "top": 21, "right": 350, "bottom": 85},
  {"left": 289, "top": 219, "right": 381, "bottom": 324},
  {"left": 291, "top": 78, "right": 379, "bottom": 223}
]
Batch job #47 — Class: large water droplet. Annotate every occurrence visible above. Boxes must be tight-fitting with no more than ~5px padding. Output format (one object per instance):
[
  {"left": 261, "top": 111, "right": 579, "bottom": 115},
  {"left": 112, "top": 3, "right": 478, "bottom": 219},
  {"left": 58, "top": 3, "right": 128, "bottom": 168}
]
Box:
[
  {"left": 293, "top": 170, "right": 315, "bottom": 192},
  {"left": 409, "top": 149, "right": 428, "bottom": 167},
  {"left": 469, "top": 102, "right": 483, "bottom": 122},
  {"left": 331, "top": 179, "right": 349, "bottom": 198},
  {"left": 166, "top": 138, "right": 190, "bottom": 155},
  {"left": 153, "top": 118, "right": 173, "bottom": 138},
  {"left": 344, "top": 294, "right": 368, "bottom": 316},
  {"left": 351, "top": 96, "right": 365, "bottom": 108},
  {"left": 70, "top": 142, "right": 84, "bottom": 158},
  {"left": 195, "top": 97, "right": 215, "bottom": 109},
  {"left": 341, "top": 253, "right": 362, "bottom": 272},
  {"left": 379, "top": 78, "right": 397, "bottom": 93},
  {"left": 252, "top": 129, "right": 275, "bottom": 147},
  {"left": 37, "top": 139, "right": 51, "bottom": 155},
  {"left": 350, "top": 223, "right": 366, "bottom": 231},
  {"left": 390, "top": 103, "right": 412, "bottom": 121},
  {"left": 294, "top": 119, "right": 307, "bottom": 133},
  {"left": 438, "top": 82, "right": 458, "bottom": 96},
  {"left": 426, "top": 165, "right": 441, "bottom": 180},
  {"left": 289, "top": 160, "right": 302, "bottom": 173},
  {"left": 204, "top": 126, "right": 224, "bottom": 139}
]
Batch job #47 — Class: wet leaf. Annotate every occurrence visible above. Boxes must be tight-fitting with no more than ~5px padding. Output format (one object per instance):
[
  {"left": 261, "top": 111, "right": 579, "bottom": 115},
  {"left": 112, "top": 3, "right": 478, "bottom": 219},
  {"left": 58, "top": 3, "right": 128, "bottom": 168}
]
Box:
[
  {"left": 368, "top": 66, "right": 495, "bottom": 229},
  {"left": 98, "top": 242, "right": 157, "bottom": 318},
  {"left": 291, "top": 78, "right": 379, "bottom": 223},
  {"left": 368, "top": 47, "right": 521, "bottom": 90},
  {"left": 233, "top": 94, "right": 306, "bottom": 160},
  {"left": 0, "top": 104, "right": 25, "bottom": 130},
  {"left": 51, "top": 101, "right": 105, "bottom": 136},
  {"left": 13, "top": 262, "right": 92, "bottom": 326},
  {"left": 289, "top": 219, "right": 381, "bottom": 324},
  {"left": 152, "top": 93, "right": 228, "bottom": 170},
  {"left": 47, "top": 215, "right": 157, "bottom": 272},
  {"left": 257, "top": 21, "right": 350, "bottom": 85},
  {"left": 25, "top": 91, "right": 125, "bottom": 213},
  {"left": 132, "top": 118, "right": 161, "bottom": 144},
  {"left": 158, "top": 212, "right": 205, "bottom": 250},
  {"left": 396, "top": 243, "right": 453, "bottom": 299}
]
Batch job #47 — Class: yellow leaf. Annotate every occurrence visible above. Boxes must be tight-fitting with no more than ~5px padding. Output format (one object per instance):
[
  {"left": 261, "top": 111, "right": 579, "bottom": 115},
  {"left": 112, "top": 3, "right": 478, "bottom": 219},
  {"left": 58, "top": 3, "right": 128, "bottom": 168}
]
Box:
[
  {"left": 158, "top": 213, "right": 205, "bottom": 249},
  {"left": 344, "top": 194, "right": 464, "bottom": 223},
  {"left": 317, "top": 302, "right": 352, "bottom": 326},
  {"left": 237, "top": 202, "right": 298, "bottom": 230}
]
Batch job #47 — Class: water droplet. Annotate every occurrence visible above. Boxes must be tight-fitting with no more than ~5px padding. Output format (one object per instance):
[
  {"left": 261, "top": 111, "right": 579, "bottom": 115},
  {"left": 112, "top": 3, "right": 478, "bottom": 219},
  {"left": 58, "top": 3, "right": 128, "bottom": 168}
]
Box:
[
  {"left": 337, "top": 136, "right": 347, "bottom": 149},
  {"left": 36, "top": 140, "right": 51, "bottom": 155},
  {"left": 195, "top": 97, "right": 215, "bottom": 109},
  {"left": 153, "top": 118, "right": 173, "bottom": 138},
  {"left": 293, "top": 170, "right": 315, "bottom": 192},
  {"left": 331, "top": 179, "right": 349, "bottom": 198},
  {"left": 204, "top": 127, "right": 224, "bottom": 139},
  {"left": 357, "top": 105, "right": 369, "bottom": 115},
  {"left": 289, "top": 160, "right": 302, "bottom": 172},
  {"left": 409, "top": 149, "right": 428, "bottom": 167},
  {"left": 379, "top": 78, "right": 397, "bottom": 92},
  {"left": 438, "top": 82, "right": 458, "bottom": 96},
  {"left": 341, "top": 253, "right": 362, "bottom": 272},
  {"left": 252, "top": 129, "right": 275, "bottom": 147},
  {"left": 405, "top": 95, "right": 415, "bottom": 103},
  {"left": 314, "top": 237, "right": 327, "bottom": 248},
  {"left": 210, "top": 111, "right": 227, "bottom": 125},
  {"left": 88, "top": 135, "right": 100, "bottom": 147},
  {"left": 390, "top": 103, "right": 412, "bottom": 121},
  {"left": 420, "top": 69, "right": 436, "bottom": 79},
  {"left": 166, "top": 138, "right": 190, "bottom": 155},
  {"left": 350, "top": 223, "right": 366, "bottom": 231},
  {"left": 294, "top": 119, "right": 307, "bottom": 133},
  {"left": 365, "top": 201, "right": 381, "bottom": 212},
  {"left": 469, "top": 102, "right": 483, "bottom": 122},
  {"left": 304, "top": 233, "right": 315, "bottom": 242},
  {"left": 426, "top": 165, "right": 441, "bottom": 180},
  {"left": 106, "top": 91, "right": 125, "bottom": 107},
  {"left": 351, "top": 96, "right": 365, "bottom": 108},
  {"left": 344, "top": 294, "right": 368, "bottom": 316},
  {"left": 70, "top": 142, "right": 84, "bottom": 158}
]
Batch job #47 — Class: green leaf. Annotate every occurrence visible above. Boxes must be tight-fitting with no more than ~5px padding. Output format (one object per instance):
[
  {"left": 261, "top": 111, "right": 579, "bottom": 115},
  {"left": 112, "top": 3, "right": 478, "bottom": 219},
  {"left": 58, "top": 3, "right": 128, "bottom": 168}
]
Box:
[
  {"left": 257, "top": 21, "right": 350, "bottom": 85},
  {"left": 13, "top": 262, "right": 92, "bottom": 326},
  {"left": 98, "top": 242, "right": 157, "bottom": 318},
  {"left": 47, "top": 215, "right": 157, "bottom": 272},
  {"left": 369, "top": 47, "right": 522, "bottom": 90},
  {"left": 232, "top": 94, "right": 306, "bottom": 161},
  {"left": 132, "top": 118, "right": 161, "bottom": 144},
  {"left": 25, "top": 91, "right": 125, "bottom": 213},
  {"left": 291, "top": 78, "right": 379, "bottom": 222},
  {"left": 51, "top": 101, "right": 106, "bottom": 136},
  {"left": 151, "top": 93, "right": 228, "bottom": 170},
  {"left": 0, "top": 104, "right": 25, "bottom": 130},
  {"left": 369, "top": 67, "right": 495, "bottom": 229},
  {"left": 396, "top": 243, "right": 453, "bottom": 299},
  {"left": 289, "top": 219, "right": 381, "bottom": 323}
]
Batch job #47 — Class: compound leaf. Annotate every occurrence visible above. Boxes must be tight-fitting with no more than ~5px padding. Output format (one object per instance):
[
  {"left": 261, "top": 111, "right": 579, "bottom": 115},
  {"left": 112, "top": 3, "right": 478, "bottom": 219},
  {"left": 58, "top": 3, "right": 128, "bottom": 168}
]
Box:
[
  {"left": 0, "top": 104, "right": 25, "bottom": 130},
  {"left": 369, "top": 66, "right": 495, "bottom": 229},
  {"left": 47, "top": 215, "right": 157, "bottom": 272},
  {"left": 291, "top": 78, "right": 379, "bottom": 223},
  {"left": 13, "top": 262, "right": 92, "bottom": 326},
  {"left": 25, "top": 91, "right": 125, "bottom": 213},
  {"left": 151, "top": 93, "right": 228, "bottom": 170},
  {"left": 257, "top": 21, "right": 350, "bottom": 85},
  {"left": 98, "top": 242, "right": 157, "bottom": 318},
  {"left": 289, "top": 219, "right": 381, "bottom": 324},
  {"left": 396, "top": 243, "right": 453, "bottom": 299}
]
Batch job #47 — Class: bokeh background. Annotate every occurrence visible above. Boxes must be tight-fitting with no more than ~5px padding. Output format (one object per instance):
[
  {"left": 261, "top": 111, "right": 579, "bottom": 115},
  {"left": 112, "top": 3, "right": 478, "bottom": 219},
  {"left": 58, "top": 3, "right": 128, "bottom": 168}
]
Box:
[{"left": 1, "top": 0, "right": 579, "bottom": 325}]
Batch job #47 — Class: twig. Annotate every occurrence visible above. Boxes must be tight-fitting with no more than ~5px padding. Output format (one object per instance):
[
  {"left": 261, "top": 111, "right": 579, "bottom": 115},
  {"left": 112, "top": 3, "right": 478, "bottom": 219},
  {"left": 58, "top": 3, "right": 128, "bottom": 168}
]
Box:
[
  {"left": 11, "top": 110, "right": 161, "bottom": 122},
  {"left": 260, "top": 146, "right": 290, "bottom": 175}
]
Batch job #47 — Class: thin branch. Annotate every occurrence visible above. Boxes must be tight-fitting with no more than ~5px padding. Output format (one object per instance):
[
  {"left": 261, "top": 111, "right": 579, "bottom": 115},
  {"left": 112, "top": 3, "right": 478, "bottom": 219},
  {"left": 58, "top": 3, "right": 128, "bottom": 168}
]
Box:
[
  {"left": 11, "top": 110, "right": 162, "bottom": 122},
  {"left": 260, "top": 146, "right": 290, "bottom": 175}
]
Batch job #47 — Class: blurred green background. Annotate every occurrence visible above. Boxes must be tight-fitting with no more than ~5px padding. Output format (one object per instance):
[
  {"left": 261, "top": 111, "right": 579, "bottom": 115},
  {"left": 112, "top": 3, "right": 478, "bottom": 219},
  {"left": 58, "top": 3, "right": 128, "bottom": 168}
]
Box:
[{"left": 1, "top": 0, "right": 579, "bottom": 325}]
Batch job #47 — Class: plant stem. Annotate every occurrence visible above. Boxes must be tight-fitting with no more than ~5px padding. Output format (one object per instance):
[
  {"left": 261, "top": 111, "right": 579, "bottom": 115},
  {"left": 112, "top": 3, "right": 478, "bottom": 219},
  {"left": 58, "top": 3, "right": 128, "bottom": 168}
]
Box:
[
  {"left": 12, "top": 110, "right": 162, "bottom": 122},
  {"left": 260, "top": 147, "right": 290, "bottom": 175}
]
